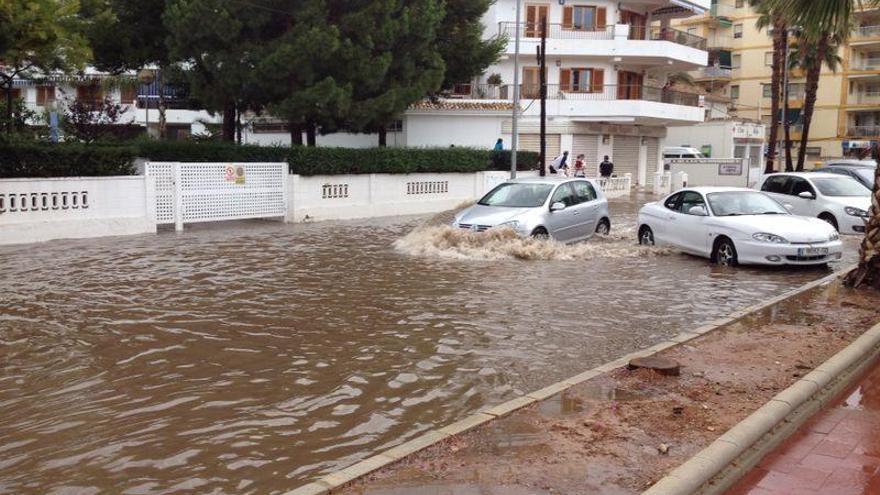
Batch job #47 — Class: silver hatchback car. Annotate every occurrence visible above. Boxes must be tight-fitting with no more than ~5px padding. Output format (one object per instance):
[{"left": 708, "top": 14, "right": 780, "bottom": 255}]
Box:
[{"left": 452, "top": 177, "right": 611, "bottom": 243}]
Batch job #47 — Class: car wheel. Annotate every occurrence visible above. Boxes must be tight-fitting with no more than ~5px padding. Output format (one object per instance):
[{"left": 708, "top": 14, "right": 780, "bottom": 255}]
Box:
[
  {"left": 531, "top": 227, "right": 549, "bottom": 240},
  {"left": 596, "top": 218, "right": 611, "bottom": 235},
  {"left": 819, "top": 213, "right": 839, "bottom": 232},
  {"left": 638, "top": 226, "right": 655, "bottom": 246},
  {"left": 714, "top": 238, "right": 738, "bottom": 266}
]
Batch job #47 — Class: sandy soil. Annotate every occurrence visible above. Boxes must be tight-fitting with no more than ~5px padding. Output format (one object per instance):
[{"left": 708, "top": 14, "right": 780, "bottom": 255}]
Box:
[{"left": 344, "top": 282, "right": 880, "bottom": 495}]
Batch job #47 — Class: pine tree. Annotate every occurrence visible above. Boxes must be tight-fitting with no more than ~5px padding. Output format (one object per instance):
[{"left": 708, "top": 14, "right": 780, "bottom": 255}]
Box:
[{"left": 436, "top": 0, "right": 504, "bottom": 89}]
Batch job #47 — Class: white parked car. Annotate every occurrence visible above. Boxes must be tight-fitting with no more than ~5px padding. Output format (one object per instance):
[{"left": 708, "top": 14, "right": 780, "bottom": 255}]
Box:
[
  {"left": 757, "top": 172, "right": 871, "bottom": 235},
  {"left": 638, "top": 187, "right": 843, "bottom": 266}
]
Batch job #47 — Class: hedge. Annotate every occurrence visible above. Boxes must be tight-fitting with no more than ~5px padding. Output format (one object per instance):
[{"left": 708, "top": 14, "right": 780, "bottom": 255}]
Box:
[
  {"left": 0, "top": 143, "right": 136, "bottom": 178},
  {"left": 0, "top": 141, "right": 539, "bottom": 178},
  {"left": 133, "top": 141, "right": 539, "bottom": 175}
]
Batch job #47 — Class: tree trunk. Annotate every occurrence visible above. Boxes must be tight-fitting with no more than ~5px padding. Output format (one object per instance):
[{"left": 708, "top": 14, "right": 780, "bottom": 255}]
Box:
[
  {"left": 235, "top": 104, "right": 242, "bottom": 144},
  {"left": 845, "top": 146, "right": 880, "bottom": 289},
  {"left": 796, "top": 34, "right": 827, "bottom": 171},
  {"left": 766, "top": 17, "right": 786, "bottom": 174},
  {"left": 290, "top": 124, "right": 303, "bottom": 146},
  {"left": 222, "top": 102, "right": 236, "bottom": 142},
  {"left": 306, "top": 123, "right": 317, "bottom": 147},
  {"left": 378, "top": 126, "right": 387, "bottom": 147},
  {"left": 4, "top": 83, "right": 13, "bottom": 135}
]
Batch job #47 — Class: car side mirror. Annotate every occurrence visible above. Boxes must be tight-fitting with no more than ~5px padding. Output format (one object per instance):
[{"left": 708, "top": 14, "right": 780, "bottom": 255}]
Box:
[
  {"left": 550, "top": 201, "right": 566, "bottom": 212},
  {"left": 688, "top": 205, "right": 709, "bottom": 216},
  {"left": 783, "top": 203, "right": 794, "bottom": 211},
  {"left": 798, "top": 191, "right": 815, "bottom": 199}
]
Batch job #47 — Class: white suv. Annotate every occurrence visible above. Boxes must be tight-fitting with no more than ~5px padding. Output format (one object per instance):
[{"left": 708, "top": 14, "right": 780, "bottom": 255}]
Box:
[{"left": 757, "top": 172, "right": 871, "bottom": 235}]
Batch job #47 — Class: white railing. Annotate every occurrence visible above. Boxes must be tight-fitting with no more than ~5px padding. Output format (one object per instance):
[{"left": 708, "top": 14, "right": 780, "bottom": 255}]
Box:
[
  {"left": 692, "top": 66, "right": 732, "bottom": 79},
  {"left": 596, "top": 174, "right": 632, "bottom": 198},
  {"left": 0, "top": 176, "right": 156, "bottom": 245},
  {"left": 853, "top": 90, "right": 880, "bottom": 104},
  {"left": 146, "top": 162, "right": 288, "bottom": 230},
  {"left": 854, "top": 25, "right": 880, "bottom": 38}
]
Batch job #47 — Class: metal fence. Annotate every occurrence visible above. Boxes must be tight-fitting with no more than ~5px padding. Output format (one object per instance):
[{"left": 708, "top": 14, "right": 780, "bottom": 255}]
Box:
[
  {"left": 497, "top": 22, "right": 613, "bottom": 40},
  {"left": 445, "top": 84, "right": 701, "bottom": 107}
]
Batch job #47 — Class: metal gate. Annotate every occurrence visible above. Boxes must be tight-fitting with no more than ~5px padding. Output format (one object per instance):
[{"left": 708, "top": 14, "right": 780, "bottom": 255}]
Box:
[
  {"left": 573, "top": 134, "right": 599, "bottom": 175},
  {"left": 145, "top": 162, "right": 288, "bottom": 230},
  {"left": 519, "top": 134, "right": 561, "bottom": 166},
  {"left": 612, "top": 136, "right": 640, "bottom": 179},
  {"left": 645, "top": 137, "right": 659, "bottom": 186}
]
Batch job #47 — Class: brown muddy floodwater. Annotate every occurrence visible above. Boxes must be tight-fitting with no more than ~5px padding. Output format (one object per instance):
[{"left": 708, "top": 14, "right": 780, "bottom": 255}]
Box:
[{"left": 0, "top": 192, "right": 860, "bottom": 494}]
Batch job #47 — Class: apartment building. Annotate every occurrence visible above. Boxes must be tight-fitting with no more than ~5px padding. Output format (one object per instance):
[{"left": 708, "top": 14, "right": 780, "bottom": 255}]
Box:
[{"left": 675, "top": 1, "right": 880, "bottom": 161}]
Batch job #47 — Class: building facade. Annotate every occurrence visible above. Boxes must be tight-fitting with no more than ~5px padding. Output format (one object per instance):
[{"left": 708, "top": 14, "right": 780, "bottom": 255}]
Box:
[{"left": 674, "top": 1, "right": 880, "bottom": 161}]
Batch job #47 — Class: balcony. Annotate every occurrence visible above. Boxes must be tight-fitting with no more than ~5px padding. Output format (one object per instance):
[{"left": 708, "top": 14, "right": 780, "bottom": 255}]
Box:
[
  {"left": 709, "top": 3, "right": 735, "bottom": 20},
  {"left": 445, "top": 83, "right": 704, "bottom": 125},
  {"left": 692, "top": 66, "right": 732, "bottom": 81},
  {"left": 706, "top": 34, "right": 734, "bottom": 49},
  {"left": 848, "top": 89, "right": 880, "bottom": 105},
  {"left": 853, "top": 25, "right": 880, "bottom": 41},
  {"left": 850, "top": 58, "right": 880, "bottom": 71},
  {"left": 497, "top": 23, "right": 707, "bottom": 68},
  {"left": 848, "top": 125, "right": 880, "bottom": 137}
]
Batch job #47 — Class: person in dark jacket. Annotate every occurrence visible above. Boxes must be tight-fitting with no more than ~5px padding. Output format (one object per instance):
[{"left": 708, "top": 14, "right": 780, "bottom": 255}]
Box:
[{"left": 599, "top": 155, "right": 614, "bottom": 178}]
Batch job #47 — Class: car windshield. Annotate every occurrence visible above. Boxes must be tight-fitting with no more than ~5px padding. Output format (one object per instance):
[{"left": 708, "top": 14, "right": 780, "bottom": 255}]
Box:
[
  {"left": 855, "top": 169, "right": 876, "bottom": 185},
  {"left": 707, "top": 191, "right": 788, "bottom": 216},
  {"left": 477, "top": 182, "right": 554, "bottom": 208},
  {"left": 811, "top": 177, "right": 870, "bottom": 197}
]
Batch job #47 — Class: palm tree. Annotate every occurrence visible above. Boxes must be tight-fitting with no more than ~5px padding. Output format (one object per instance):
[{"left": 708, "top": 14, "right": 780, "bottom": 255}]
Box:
[
  {"left": 753, "top": 2, "right": 787, "bottom": 173},
  {"left": 845, "top": 144, "right": 880, "bottom": 289},
  {"left": 789, "top": 35, "right": 842, "bottom": 170}
]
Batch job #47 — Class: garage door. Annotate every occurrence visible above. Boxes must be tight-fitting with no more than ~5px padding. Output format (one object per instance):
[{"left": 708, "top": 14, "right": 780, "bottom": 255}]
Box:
[
  {"left": 519, "top": 134, "right": 561, "bottom": 166},
  {"left": 645, "top": 137, "right": 659, "bottom": 185},
  {"left": 612, "top": 135, "right": 640, "bottom": 179},
  {"left": 573, "top": 134, "right": 599, "bottom": 175}
]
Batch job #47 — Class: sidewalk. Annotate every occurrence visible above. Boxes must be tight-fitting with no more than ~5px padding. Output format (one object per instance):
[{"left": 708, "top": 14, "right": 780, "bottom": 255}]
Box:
[{"left": 727, "top": 359, "right": 880, "bottom": 495}]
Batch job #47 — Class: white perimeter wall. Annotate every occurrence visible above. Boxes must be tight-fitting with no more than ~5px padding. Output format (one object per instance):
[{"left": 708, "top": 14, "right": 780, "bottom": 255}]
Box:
[
  {"left": 405, "top": 114, "right": 505, "bottom": 148},
  {"left": 0, "top": 176, "right": 156, "bottom": 245}
]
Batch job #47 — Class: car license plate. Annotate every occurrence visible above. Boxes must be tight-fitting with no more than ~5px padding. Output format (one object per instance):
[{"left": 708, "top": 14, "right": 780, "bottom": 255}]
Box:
[{"left": 798, "top": 247, "right": 828, "bottom": 256}]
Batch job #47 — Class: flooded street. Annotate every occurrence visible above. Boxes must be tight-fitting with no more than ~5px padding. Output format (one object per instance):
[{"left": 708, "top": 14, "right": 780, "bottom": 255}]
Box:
[{"left": 0, "top": 193, "right": 860, "bottom": 494}]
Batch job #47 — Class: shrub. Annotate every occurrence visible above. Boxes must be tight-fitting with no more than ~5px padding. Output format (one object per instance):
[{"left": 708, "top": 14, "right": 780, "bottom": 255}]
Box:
[
  {"left": 0, "top": 142, "right": 136, "bottom": 178},
  {"left": 134, "top": 140, "right": 289, "bottom": 163}
]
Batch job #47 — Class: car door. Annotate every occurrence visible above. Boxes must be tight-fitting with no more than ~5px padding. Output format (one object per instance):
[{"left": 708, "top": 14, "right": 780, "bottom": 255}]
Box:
[
  {"left": 569, "top": 180, "right": 600, "bottom": 238},
  {"left": 545, "top": 183, "right": 580, "bottom": 242},
  {"left": 674, "top": 191, "right": 712, "bottom": 256},
  {"left": 760, "top": 175, "right": 794, "bottom": 210},
  {"left": 787, "top": 176, "right": 819, "bottom": 216},
  {"left": 652, "top": 192, "right": 683, "bottom": 244}
]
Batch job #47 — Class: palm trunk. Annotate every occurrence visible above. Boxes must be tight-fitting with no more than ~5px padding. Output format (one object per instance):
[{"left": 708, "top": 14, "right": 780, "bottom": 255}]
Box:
[
  {"left": 766, "top": 17, "right": 786, "bottom": 173},
  {"left": 845, "top": 147, "right": 880, "bottom": 289},
  {"left": 784, "top": 109, "right": 793, "bottom": 171},
  {"left": 290, "top": 124, "right": 303, "bottom": 146},
  {"left": 796, "top": 34, "right": 827, "bottom": 171},
  {"left": 378, "top": 126, "right": 387, "bottom": 147}
]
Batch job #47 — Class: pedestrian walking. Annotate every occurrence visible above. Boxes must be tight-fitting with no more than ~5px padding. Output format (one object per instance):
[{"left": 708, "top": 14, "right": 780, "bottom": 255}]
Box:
[
  {"left": 599, "top": 155, "right": 614, "bottom": 178},
  {"left": 494, "top": 138, "right": 504, "bottom": 151},
  {"left": 550, "top": 151, "right": 569, "bottom": 175},
  {"left": 573, "top": 154, "right": 586, "bottom": 177}
]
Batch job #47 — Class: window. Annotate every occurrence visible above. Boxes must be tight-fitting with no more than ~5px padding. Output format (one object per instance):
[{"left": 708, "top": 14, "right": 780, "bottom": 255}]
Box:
[
  {"left": 735, "top": 0, "right": 744, "bottom": 7},
  {"left": 730, "top": 85, "right": 740, "bottom": 100},
  {"left": 36, "top": 86, "right": 56, "bottom": 106},
  {"left": 478, "top": 183, "right": 554, "bottom": 208},
  {"left": 687, "top": 27, "right": 697, "bottom": 35},
  {"left": 762, "top": 84, "right": 772, "bottom": 98},
  {"left": 563, "top": 5, "right": 607, "bottom": 30},
  {"left": 551, "top": 183, "right": 578, "bottom": 207},
  {"left": 559, "top": 67, "right": 604, "bottom": 93},
  {"left": 731, "top": 54, "right": 741, "bottom": 69},
  {"left": 386, "top": 119, "right": 404, "bottom": 132},
  {"left": 733, "top": 24, "right": 743, "bottom": 38},
  {"left": 764, "top": 52, "right": 774, "bottom": 66},
  {"left": 811, "top": 177, "right": 870, "bottom": 197},
  {"left": 761, "top": 175, "right": 791, "bottom": 194},
  {"left": 571, "top": 180, "right": 597, "bottom": 203},
  {"left": 790, "top": 177, "right": 816, "bottom": 197},
  {"left": 664, "top": 192, "right": 683, "bottom": 210},
  {"left": 76, "top": 84, "right": 104, "bottom": 104},
  {"left": 679, "top": 191, "right": 707, "bottom": 215}
]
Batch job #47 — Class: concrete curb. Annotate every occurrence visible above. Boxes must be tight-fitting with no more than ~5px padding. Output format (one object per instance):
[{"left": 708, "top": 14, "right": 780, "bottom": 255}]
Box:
[
  {"left": 643, "top": 269, "right": 880, "bottom": 495},
  {"left": 283, "top": 266, "right": 854, "bottom": 495}
]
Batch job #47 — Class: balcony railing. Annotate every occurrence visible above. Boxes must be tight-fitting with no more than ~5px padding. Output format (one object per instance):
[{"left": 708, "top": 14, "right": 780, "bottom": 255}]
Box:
[
  {"left": 498, "top": 22, "right": 613, "bottom": 40},
  {"left": 693, "top": 66, "right": 732, "bottom": 79},
  {"left": 848, "top": 125, "right": 880, "bottom": 137},
  {"left": 648, "top": 26, "right": 707, "bottom": 50},
  {"left": 852, "top": 58, "right": 880, "bottom": 70},
  {"left": 851, "top": 90, "right": 880, "bottom": 104},
  {"left": 706, "top": 35, "right": 734, "bottom": 49},
  {"left": 445, "top": 84, "right": 701, "bottom": 107},
  {"left": 853, "top": 25, "right": 880, "bottom": 38},
  {"left": 496, "top": 22, "right": 707, "bottom": 49}
]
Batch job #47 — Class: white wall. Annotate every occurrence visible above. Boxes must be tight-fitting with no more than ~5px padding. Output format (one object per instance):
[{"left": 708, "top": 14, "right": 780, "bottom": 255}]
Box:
[
  {"left": 241, "top": 130, "right": 405, "bottom": 148},
  {"left": 0, "top": 176, "right": 156, "bottom": 245},
  {"left": 405, "top": 114, "right": 505, "bottom": 148}
]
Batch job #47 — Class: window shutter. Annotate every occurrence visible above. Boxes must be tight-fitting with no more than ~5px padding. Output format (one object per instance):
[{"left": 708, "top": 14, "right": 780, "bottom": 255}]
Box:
[
  {"left": 562, "top": 6, "right": 573, "bottom": 29},
  {"left": 596, "top": 7, "right": 607, "bottom": 29},
  {"left": 591, "top": 69, "right": 604, "bottom": 93},
  {"left": 559, "top": 69, "right": 571, "bottom": 91}
]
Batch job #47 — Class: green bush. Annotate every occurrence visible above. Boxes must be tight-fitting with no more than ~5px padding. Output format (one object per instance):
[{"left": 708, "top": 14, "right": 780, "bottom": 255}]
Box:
[
  {"left": 133, "top": 140, "right": 539, "bottom": 175},
  {"left": 0, "top": 142, "right": 136, "bottom": 178}
]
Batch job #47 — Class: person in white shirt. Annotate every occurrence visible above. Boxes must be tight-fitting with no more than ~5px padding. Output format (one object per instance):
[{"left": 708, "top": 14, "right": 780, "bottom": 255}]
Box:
[{"left": 550, "top": 151, "right": 569, "bottom": 175}]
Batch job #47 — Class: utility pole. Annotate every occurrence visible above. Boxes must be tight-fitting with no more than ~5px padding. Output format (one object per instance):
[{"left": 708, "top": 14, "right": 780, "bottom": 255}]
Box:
[
  {"left": 510, "top": 0, "right": 522, "bottom": 180},
  {"left": 538, "top": 15, "right": 548, "bottom": 177}
]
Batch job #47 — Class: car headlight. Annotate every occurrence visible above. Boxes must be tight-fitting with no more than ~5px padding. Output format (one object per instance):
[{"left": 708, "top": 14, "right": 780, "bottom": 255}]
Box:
[
  {"left": 497, "top": 220, "right": 522, "bottom": 231},
  {"left": 829, "top": 231, "right": 840, "bottom": 241},
  {"left": 845, "top": 207, "right": 869, "bottom": 217},
  {"left": 752, "top": 233, "right": 789, "bottom": 244}
]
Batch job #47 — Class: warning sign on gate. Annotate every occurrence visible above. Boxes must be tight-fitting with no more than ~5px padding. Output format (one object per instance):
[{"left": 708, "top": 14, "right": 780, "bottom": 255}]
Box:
[{"left": 225, "top": 165, "right": 246, "bottom": 184}]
